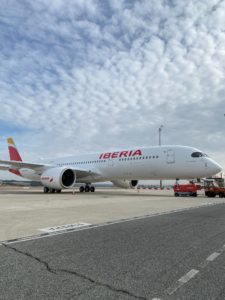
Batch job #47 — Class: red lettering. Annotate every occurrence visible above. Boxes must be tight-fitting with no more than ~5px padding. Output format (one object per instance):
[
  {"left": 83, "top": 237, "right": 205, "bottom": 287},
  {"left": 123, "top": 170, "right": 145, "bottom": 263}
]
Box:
[
  {"left": 100, "top": 149, "right": 142, "bottom": 159},
  {"left": 41, "top": 177, "right": 50, "bottom": 181},
  {"left": 112, "top": 152, "right": 119, "bottom": 158},
  {"left": 103, "top": 153, "right": 111, "bottom": 159},
  {"left": 132, "top": 149, "right": 142, "bottom": 156},
  {"left": 128, "top": 150, "right": 133, "bottom": 156},
  {"left": 119, "top": 151, "right": 128, "bottom": 157}
]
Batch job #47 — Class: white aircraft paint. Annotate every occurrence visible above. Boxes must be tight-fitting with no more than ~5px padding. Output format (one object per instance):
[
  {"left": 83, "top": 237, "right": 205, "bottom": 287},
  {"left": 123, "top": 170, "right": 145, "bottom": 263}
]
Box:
[{"left": 0, "top": 139, "right": 222, "bottom": 193}]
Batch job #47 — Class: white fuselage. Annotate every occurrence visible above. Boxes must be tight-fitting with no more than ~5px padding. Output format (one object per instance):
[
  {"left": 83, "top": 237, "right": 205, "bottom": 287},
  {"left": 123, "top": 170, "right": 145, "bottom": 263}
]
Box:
[{"left": 19, "top": 145, "right": 222, "bottom": 183}]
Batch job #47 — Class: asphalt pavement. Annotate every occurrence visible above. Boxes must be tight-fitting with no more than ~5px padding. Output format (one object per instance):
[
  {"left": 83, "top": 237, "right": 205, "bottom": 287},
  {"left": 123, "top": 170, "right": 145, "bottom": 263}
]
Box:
[{"left": 1, "top": 203, "right": 225, "bottom": 300}]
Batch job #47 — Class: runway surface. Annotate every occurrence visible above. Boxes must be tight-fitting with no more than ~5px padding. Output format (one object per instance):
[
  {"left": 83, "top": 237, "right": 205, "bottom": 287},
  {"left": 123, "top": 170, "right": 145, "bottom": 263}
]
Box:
[{"left": 1, "top": 203, "right": 225, "bottom": 299}]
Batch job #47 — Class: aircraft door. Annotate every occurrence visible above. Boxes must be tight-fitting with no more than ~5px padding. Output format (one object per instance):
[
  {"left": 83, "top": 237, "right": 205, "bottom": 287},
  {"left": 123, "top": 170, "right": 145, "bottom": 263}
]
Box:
[
  {"left": 166, "top": 149, "right": 175, "bottom": 164},
  {"left": 108, "top": 159, "right": 114, "bottom": 167}
]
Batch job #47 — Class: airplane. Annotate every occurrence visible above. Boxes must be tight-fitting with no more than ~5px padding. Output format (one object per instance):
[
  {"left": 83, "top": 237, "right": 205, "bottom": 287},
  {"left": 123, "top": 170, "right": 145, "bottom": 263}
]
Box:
[{"left": 0, "top": 138, "right": 222, "bottom": 193}]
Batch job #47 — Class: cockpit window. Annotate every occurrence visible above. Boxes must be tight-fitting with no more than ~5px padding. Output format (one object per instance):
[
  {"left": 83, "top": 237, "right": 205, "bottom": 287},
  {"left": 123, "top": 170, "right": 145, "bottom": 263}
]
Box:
[{"left": 191, "top": 152, "right": 207, "bottom": 158}]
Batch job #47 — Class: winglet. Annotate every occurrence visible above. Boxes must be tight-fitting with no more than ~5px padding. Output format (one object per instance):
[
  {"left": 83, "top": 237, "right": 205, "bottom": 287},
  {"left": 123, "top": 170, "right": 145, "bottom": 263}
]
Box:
[{"left": 7, "top": 138, "right": 23, "bottom": 162}]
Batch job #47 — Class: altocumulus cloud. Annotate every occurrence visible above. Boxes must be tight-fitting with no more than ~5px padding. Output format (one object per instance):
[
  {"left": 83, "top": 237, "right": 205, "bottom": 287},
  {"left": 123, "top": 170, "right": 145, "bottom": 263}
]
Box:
[{"left": 0, "top": 0, "right": 225, "bottom": 170}]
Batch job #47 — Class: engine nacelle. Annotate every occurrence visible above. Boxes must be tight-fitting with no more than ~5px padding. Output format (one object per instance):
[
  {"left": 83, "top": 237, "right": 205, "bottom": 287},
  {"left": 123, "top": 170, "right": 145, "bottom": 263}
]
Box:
[
  {"left": 41, "top": 167, "right": 76, "bottom": 189},
  {"left": 112, "top": 179, "right": 138, "bottom": 189}
]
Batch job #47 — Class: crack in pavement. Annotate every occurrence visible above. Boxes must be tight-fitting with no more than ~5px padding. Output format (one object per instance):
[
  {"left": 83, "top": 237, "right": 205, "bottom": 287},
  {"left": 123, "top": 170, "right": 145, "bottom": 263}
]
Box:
[
  {"left": 3, "top": 243, "right": 57, "bottom": 274},
  {"left": 3, "top": 243, "right": 148, "bottom": 300}
]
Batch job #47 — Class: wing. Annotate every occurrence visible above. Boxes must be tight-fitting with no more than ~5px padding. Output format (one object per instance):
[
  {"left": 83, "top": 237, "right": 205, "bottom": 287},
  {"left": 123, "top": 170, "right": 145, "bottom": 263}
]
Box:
[
  {"left": 0, "top": 165, "right": 10, "bottom": 171},
  {"left": 0, "top": 159, "right": 101, "bottom": 180}
]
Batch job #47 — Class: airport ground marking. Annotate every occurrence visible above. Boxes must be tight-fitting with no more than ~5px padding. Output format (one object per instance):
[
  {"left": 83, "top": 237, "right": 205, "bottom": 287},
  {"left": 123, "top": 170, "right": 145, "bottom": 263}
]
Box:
[
  {"left": 2, "top": 202, "right": 225, "bottom": 300},
  {"left": 199, "top": 249, "right": 223, "bottom": 269},
  {"left": 178, "top": 269, "right": 199, "bottom": 284},
  {"left": 206, "top": 252, "right": 220, "bottom": 262},
  {"left": 1, "top": 201, "right": 224, "bottom": 245},
  {"left": 166, "top": 269, "right": 199, "bottom": 295},
  {"left": 165, "top": 243, "right": 225, "bottom": 297},
  {"left": 39, "top": 223, "right": 91, "bottom": 233}
]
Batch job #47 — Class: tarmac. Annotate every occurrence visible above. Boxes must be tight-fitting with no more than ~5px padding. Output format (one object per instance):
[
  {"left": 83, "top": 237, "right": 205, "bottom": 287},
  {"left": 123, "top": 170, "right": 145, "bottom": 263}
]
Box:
[
  {"left": 1, "top": 186, "right": 225, "bottom": 242},
  {"left": 1, "top": 187, "right": 225, "bottom": 299}
]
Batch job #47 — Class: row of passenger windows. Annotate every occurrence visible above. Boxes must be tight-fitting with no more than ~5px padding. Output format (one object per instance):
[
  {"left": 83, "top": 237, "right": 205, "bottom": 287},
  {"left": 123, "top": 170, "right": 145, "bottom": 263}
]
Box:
[
  {"left": 57, "top": 155, "right": 159, "bottom": 166},
  {"left": 119, "top": 156, "right": 159, "bottom": 161},
  {"left": 58, "top": 160, "right": 106, "bottom": 166}
]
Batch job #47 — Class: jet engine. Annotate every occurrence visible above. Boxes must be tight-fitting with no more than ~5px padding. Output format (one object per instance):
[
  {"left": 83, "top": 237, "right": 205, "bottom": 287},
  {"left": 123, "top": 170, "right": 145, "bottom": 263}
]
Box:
[
  {"left": 111, "top": 179, "right": 138, "bottom": 189},
  {"left": 41, "top": 167, "right": 76, "bottom": 189}
]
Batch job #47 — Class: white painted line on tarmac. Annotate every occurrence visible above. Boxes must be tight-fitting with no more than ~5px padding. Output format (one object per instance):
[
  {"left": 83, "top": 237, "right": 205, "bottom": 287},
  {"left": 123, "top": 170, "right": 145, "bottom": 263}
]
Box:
[
  {"left": 167, "top": 240, "right": 225, "bottom": 296},
  {"left": 166, "top": 281, "right": 183, "bottom": 295},
  {"left": 178, "top": 269, "right": 199, "bottom": 284},
  {"left": 168, "top": 245, "right": 225, "bottom": 295},
  {"left": 167, "top": 269, "right": 199, "bottom": 295},
  {"left": 39, "top": 223, "right": 91, "bottom": 233},
  {"left": 200, "top": 251, "right": 222, "bottom": 269},
  {"left": 206, "top": 252, "right": 220, "bottom": 262}
]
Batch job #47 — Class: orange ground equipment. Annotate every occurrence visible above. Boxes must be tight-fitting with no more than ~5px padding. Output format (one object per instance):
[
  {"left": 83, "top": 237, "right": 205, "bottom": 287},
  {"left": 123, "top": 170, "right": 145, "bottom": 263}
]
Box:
[{"left": 173, "top": 183, "right": 199, "bottom": 197}]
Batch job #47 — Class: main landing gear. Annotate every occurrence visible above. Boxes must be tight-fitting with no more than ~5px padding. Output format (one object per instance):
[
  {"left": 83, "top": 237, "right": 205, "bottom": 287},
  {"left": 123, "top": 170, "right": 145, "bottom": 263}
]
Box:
[
  {"left": 43, "top": 185, "right": 95, "bottom": 193},
  {"left": 79, "top": 185, "right": 95, "bottom": 193},
  {"left": 43, "top": 187, "right": 61, "bottom": 193}
]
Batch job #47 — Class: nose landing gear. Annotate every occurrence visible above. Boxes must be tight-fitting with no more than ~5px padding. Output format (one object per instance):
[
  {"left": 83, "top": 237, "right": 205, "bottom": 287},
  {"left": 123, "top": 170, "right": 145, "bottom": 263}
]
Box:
[{"left": 79, "top": 185, "right": 95, "bottom": 193}]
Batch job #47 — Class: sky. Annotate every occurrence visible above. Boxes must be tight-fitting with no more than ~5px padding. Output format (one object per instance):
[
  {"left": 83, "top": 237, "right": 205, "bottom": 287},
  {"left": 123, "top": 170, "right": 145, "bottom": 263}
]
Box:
[{"left": 0, "top": 0, "right": 225, "bottom": 180}]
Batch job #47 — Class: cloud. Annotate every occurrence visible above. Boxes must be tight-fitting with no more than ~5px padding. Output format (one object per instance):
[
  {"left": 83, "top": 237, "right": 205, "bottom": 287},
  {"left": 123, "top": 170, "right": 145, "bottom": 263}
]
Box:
[{"left": 0, "top": 0, "right": 225, "bottom": 179}]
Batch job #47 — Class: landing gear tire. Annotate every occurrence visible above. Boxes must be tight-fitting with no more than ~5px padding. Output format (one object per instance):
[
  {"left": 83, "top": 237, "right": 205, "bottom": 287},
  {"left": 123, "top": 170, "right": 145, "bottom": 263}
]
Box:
[
  {"left": 43, "top": 187, "right": 49, "bottom": 193},
  {"left": 49, "top": 189, "right": 55, "bottom": 193},
  {"left": 79, "top": 186, "right": 85, "bottom": 193},
  {"left": 85, "top": 185, "right": 90, "bottom": 192},
  {"left": 90, "top": 186, "right": 95, "bottom": 192},
  {"left": 80, "top": 185, "right": 95, "bottom": 193},
  {"left": 56, "top": 189, "right": 61, "bottom": 193}
]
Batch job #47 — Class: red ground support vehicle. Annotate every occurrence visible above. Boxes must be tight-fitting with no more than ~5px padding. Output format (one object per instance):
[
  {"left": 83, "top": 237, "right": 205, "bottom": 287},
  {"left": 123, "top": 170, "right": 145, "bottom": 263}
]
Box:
[
  {"left": 173, "top": 183, "right": 199, "bottom": 197},
  {"left": 204, "top": 179, "right": 225, "bottom": 198}
]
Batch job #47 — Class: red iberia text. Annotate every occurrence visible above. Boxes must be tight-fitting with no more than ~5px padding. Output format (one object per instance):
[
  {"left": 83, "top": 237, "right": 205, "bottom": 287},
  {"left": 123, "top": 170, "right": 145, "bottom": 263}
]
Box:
[{"left": 99, "top": 149, "right": 142, "bottom": 159}]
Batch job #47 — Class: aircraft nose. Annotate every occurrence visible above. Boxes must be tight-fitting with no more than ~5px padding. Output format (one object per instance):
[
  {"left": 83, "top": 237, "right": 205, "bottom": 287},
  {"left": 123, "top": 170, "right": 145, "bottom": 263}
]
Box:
[{"left": 209, "top": 160, "right": 222, "bottom": 175}]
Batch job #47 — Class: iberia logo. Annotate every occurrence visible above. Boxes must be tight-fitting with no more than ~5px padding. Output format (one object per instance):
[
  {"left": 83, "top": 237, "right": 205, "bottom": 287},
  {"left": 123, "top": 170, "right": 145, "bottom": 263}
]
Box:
[
  {"left": 41, "top": 176, "right": 53, "bottom": 182},
  {"left": 99, "top": 149, "right": 142, "bottom": 159}
]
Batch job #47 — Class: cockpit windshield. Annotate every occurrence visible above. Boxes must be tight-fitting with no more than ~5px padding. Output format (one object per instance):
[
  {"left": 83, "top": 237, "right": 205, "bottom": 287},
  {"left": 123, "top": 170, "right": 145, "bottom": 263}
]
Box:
[{"left": 191, "top": 152, "right": 208, "bottom": 158}]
